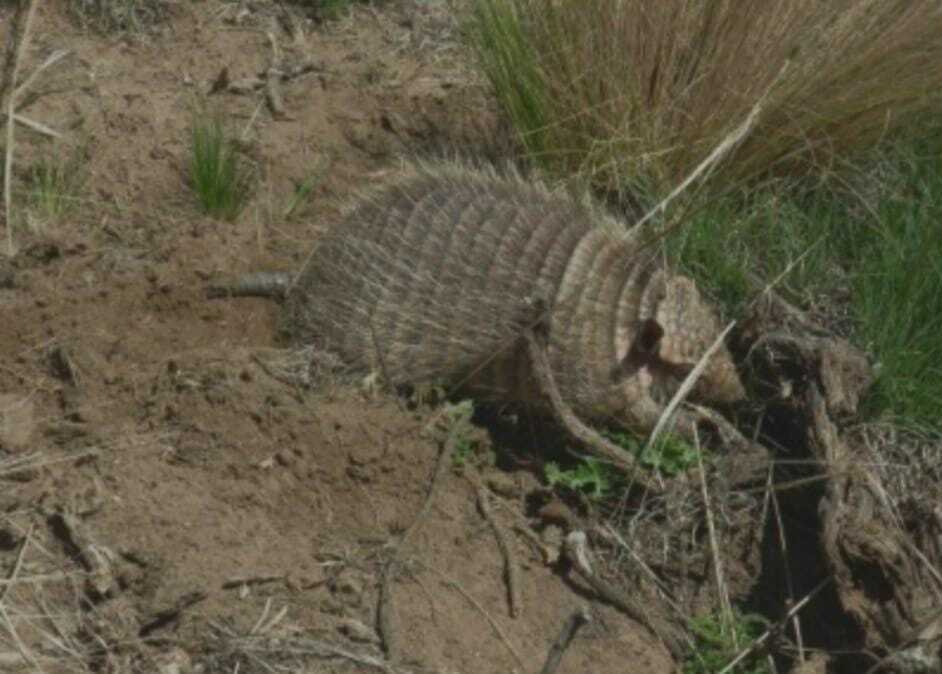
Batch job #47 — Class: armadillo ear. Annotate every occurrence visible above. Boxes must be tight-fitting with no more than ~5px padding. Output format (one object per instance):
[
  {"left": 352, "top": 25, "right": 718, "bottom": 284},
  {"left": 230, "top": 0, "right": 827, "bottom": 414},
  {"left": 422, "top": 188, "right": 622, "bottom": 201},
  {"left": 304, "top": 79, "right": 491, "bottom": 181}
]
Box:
[
  {"left": 611, "top": 318, "right": 665, "bottom": 382},
  {"left": 636, "top": 318, "right": 664, "bottom": 355}
]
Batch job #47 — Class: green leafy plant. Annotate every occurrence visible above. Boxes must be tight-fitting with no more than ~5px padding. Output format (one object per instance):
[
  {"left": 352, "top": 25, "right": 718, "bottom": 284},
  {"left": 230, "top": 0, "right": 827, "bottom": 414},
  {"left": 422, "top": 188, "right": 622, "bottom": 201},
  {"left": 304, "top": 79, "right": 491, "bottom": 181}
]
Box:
[
  {"left": 545, "top": 457, "right": 614, "bottom": 500},
  {"left": 452, "top": 433, "right": 480, "bottom": 469},
  {"left": 604, "top": 429, "right": 700, "bottom": 478},
  {"left": 684, "top": 611, "right": 771, "bottom": 674},
  {"left": 283, "top": 159, "right": 330, "bottom": 220}
]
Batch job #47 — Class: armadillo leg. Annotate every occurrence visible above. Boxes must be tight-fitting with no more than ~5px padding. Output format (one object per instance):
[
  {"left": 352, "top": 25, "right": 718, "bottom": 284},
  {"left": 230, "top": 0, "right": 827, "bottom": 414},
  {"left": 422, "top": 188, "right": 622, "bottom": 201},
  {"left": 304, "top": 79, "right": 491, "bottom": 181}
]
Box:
[{"left": 524, "top": 326, "right": 661, "bottom": 493}]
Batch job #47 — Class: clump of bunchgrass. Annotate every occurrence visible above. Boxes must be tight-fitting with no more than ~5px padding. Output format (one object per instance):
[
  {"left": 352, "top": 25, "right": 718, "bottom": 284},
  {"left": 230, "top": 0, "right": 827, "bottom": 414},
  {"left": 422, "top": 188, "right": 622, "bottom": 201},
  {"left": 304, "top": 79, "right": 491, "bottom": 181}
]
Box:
[
  {"left": 189, "top": 115, "right": 252, "bottom": 222},
  {"left": 468, "top": 0, "right": 942, "bottom": 199}
]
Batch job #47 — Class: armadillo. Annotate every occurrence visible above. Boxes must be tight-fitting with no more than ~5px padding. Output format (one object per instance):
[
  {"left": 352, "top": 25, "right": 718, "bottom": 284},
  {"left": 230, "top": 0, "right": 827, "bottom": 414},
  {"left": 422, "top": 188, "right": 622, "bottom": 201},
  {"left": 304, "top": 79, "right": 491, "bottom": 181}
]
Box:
[{"left": 218, "top": 161, "right": 745, "bottom": 433}]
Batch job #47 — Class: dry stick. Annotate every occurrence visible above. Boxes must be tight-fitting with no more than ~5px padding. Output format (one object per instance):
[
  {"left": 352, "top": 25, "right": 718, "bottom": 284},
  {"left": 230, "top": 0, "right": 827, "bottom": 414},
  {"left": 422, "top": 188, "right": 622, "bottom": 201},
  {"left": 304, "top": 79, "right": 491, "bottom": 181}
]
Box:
[
  {"left": 0, "top": 523, "right": 33, "bottom": 605},
  {"left": 476, "top": 484, "right": 521, "bottom": 618},
  {"left": 0, "top": 602, "right": 43, "bottom": 673},
  {"left": 222, "top": 575, "right": 284, "bottom": 590},
  {"left": 377, "top": 419, "right": 458, "bottom": 659},
  {"left": 9, "top": 114, "right": 60, "bottom": 139},
  {"left": 10, "top": 48, "right": 70, "bottom": 104},
  {"left": 264, "top": 30, "right": 286, "bottom": 118},
  {"left": 419, "top": 561, "right": 526, "bottom": 672},
  {"left": 237, "top": 635, "right": 414, "bottom": 674},
  {"left": 600, "top": 524, "right": 686, "bottom": 616},
  {"left": 716, "top": 577, "right": 831, "bottom": 674},
  {"left": 769, "top": 473, "right": 805, "bottom": 663},
  {"left": 524, "top": 328, "right": 661, "bottom": 492},
  {"left": 539, "top": 607, "right": 591, "bottom": 674},
  {"left": 0, "top": 571, "right": 75, "bottom": 586},
  {"left": 750, "top": 237, "right": 824, "bottom": 313},
  {"left": 248, "top": 598, "right": 274, "bottom": 637},
  {"left": 563, "top": 531, "right": 684, "bottom": 660},
  {"left": 3, "top": 0, "right": 40, "bottom": 257},
  {"left": 644, "top": 319, "right": 736, "bottom": 454},
  {"left": 0, "top": 523, "right": 42, "bottom": 672},
  {"left": 634, "top": 60, "right": 787, "bottom": 237},
  {"left": 695, "top": 432, "right": 737, "bottom": 646}
]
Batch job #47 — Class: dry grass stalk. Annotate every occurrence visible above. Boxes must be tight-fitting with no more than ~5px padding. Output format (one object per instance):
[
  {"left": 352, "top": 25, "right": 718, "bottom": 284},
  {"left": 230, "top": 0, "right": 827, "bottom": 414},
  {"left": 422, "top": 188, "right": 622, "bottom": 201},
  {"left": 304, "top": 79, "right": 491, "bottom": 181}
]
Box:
[
  {"left": 472, "top": 0, "right": 942, "bottom": 196},
  {"left": 3, "top": 0, "right": 40, "bottom": 256}
]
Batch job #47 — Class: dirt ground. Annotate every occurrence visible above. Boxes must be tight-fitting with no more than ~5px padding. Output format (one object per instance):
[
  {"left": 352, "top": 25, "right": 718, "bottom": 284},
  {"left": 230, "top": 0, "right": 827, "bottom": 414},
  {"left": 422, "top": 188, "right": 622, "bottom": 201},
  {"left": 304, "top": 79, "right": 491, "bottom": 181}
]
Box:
[{"left": 0, "top": 1, "right": 679, "bottom": 672}]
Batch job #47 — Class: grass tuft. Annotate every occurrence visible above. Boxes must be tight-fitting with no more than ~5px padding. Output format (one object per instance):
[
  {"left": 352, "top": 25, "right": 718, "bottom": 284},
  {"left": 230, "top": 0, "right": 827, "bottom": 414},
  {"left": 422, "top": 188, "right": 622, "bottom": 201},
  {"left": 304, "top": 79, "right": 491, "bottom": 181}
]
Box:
[
  {"left": 189, "top": 115, "right": 251, "bottom": 222},
  {"left": 27, "top": 147, "right": 86, "bottom": 224},
  {"left": 468, "top": 0, "right": 942, "bottom": 199},
  {"left": 842, "top": 141, "right": 942, "bottom": 424}
]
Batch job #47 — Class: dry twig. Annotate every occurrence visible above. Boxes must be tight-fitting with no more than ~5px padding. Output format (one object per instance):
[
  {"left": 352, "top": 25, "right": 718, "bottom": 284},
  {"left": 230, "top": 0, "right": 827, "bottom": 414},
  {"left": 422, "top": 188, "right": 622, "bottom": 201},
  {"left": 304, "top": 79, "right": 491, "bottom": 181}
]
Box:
[
  {"left": 563, "top": 531, "right": 684, "bottom": 659},
  {"left": 644, "top": 320, "right": 737, "bottom": 453},
  {"left": 539, "top": 607, "right": 591, "bottom": 674},
  {"left": 377, "top": 413, "right": 460, "bottom": 659},
  {"left": 476, "top": 484, "right": 521, "bottom": 618},
  {"left": 0, "top": 523, "right": 33, "bottom": 605},
  {"left": 420, "top": 561, "right": 526, "bottom": 671}
]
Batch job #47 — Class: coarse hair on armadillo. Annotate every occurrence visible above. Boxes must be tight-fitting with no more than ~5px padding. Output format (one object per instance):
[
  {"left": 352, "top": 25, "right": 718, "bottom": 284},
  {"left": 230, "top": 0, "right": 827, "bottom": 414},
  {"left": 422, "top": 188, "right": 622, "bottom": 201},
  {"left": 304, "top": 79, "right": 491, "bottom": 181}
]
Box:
[{"left": 280, "top": 159, "right": 744, "bottom": 431}]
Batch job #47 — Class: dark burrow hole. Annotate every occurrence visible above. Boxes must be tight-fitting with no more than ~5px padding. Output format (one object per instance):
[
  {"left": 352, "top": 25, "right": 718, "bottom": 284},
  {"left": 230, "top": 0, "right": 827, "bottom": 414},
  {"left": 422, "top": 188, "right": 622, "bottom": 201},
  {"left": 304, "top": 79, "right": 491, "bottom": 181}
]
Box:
[{"left": 465, "top": 391, "right": 880, "bottom": 673}]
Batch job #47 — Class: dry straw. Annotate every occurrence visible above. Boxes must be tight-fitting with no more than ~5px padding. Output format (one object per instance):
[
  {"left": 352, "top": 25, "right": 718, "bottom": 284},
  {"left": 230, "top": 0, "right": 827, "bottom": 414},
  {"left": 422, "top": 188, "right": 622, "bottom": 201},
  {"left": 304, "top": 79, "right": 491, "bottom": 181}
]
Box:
[{"left": 472, "top": 0, "right": 942, "bottom": 196}]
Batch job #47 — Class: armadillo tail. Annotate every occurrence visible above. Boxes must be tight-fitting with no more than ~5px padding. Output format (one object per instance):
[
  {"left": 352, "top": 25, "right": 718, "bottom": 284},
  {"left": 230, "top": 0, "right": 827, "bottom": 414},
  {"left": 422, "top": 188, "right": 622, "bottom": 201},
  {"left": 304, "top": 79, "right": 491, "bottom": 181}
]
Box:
[{"left": 206, "top": 271, "right": 293, "bottom": 301}]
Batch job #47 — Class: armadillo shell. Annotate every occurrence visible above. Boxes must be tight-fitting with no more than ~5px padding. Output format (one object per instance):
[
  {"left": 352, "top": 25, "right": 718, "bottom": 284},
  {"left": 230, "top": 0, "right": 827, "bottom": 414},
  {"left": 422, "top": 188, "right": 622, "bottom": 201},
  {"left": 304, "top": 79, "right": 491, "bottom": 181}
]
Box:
[{"left": 281, "top": 162, "right": 660, "bottom": 420}]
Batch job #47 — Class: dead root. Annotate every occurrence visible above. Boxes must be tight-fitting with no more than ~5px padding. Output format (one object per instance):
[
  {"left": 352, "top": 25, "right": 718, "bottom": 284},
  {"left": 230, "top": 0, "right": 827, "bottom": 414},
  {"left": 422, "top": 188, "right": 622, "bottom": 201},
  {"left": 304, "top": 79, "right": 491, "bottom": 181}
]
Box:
[
  {"left": 811, "top": 387, "right": 942, "bottom": 672},
  {"left": 745, "top": 290, "right": 942, "bottom": 672}
]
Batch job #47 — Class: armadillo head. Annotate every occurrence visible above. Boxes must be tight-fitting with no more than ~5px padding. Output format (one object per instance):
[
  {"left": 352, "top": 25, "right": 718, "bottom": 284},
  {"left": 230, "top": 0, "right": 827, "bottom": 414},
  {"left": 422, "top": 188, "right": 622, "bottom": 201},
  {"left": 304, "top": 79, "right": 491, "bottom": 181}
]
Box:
[{"left": 638, "top": 272, "right": 746, "bottom": 405}]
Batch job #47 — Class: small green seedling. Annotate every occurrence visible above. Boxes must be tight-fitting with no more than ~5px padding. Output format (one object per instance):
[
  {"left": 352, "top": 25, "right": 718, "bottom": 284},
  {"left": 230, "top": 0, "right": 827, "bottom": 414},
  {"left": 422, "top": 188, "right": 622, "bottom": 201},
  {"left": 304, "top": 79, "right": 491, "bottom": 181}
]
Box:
[
  {"left": 605, "top": 429, "right": 701, "bottom": 477},
  {"left": 283, "top": 164, "right": 328, "bottom": 220},
  {"left": 27, "top": 147, "right": 86, "bottom": 224}
]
